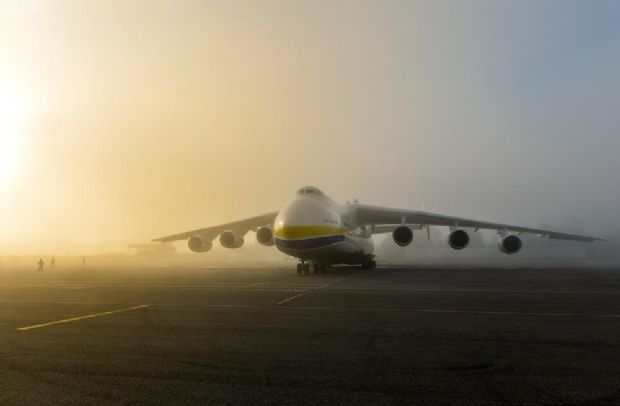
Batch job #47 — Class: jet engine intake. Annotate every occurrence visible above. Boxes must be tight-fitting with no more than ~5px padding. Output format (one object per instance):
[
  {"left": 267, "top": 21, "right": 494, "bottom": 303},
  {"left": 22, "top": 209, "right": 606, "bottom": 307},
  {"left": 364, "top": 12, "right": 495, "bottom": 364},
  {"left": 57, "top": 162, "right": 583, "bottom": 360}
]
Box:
[
  {"left": 256, "top": 227, "right": 274, "bottom": 246},
  {"left": 392, "top": 226, "right": 413, "bottom": 247},
  {"left": 498, "top": 234, "right": 522, "bottom": 255},
  {"left": 448, "top": 229, "right": 470, "bottom": 250},
  {"left": 220, "top": 230, "right": 244, "bottom": 249},
  {"left": 188, "top": 235, "right": 213, "bottom": 253}
]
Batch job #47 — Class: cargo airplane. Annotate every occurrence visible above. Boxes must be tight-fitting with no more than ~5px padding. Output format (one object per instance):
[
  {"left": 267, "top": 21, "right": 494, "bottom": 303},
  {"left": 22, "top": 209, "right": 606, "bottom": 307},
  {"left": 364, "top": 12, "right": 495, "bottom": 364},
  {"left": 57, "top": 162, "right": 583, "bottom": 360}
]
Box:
[{"left": 154, "top": 186, "right": 604, "bottom": 274}]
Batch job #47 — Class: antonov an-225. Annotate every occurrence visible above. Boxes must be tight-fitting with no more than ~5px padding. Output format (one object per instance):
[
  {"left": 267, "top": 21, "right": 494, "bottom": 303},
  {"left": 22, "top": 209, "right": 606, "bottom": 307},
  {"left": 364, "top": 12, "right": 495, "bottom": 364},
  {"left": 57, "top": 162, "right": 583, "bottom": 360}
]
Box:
[{"left": 154, "top": 186, "right": 604, "bottom": 274}]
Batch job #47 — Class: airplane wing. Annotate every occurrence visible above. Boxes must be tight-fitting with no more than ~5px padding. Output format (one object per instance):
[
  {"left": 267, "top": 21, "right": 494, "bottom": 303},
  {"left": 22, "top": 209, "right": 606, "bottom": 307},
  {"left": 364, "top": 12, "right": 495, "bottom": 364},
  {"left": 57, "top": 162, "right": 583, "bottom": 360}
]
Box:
[
  {"left": 153, "top": 211, "right": 278, "bottom": 242},
  {"left": 353, "top": 204, "right": 605, "bottom": 242}
]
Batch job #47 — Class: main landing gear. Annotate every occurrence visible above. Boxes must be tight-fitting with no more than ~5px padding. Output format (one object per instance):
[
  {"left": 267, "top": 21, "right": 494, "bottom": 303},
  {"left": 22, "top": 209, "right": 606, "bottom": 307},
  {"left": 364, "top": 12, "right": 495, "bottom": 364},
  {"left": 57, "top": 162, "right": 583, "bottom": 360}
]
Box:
[
  {"left": 296, "top": 261, "right": 327, "bottom": 275},
  {"left": 296, "top": 262, "right": 309, "bottom": 274},
  {"left": 312, "top": 263, "right": 327, "bottom": 274}
]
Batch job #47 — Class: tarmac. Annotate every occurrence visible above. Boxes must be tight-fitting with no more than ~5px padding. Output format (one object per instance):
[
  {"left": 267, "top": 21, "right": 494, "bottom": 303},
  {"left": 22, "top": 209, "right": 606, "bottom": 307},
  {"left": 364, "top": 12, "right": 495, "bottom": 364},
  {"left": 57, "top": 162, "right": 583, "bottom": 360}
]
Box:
[{"left": 0, "top": 264, "right": 619, "bottom": 405}]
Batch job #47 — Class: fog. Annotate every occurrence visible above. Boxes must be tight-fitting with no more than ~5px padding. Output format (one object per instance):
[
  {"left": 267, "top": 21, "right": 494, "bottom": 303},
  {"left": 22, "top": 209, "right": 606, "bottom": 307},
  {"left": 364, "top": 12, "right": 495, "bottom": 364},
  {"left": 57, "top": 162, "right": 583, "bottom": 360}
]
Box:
[{"left": 1, "top": 1, "right": 619, "bottom": 264}]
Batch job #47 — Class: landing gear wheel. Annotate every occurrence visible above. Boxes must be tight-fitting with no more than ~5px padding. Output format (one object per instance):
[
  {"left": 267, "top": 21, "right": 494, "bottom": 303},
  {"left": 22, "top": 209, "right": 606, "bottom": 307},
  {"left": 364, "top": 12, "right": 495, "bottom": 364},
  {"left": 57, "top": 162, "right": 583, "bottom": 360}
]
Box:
[
  {"left": 296, "top": 263, "right": 303, "bottom": 274},
  {"left": 370, "top": 260, "right": 377, "bottom": 269},
  {"left": 313, "top": 263, "right": 321, "bottom": 274},
  {"left": 303, "top": 263, "right": 310, "bottom": 274}
]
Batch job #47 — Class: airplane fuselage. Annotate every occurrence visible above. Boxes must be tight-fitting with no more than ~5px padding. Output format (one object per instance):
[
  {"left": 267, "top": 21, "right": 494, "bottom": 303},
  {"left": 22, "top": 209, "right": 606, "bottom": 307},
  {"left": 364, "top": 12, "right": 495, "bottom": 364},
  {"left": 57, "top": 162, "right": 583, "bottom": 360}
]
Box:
[{"left": 273, "top": 188, "right": 373, "bottom": 265}]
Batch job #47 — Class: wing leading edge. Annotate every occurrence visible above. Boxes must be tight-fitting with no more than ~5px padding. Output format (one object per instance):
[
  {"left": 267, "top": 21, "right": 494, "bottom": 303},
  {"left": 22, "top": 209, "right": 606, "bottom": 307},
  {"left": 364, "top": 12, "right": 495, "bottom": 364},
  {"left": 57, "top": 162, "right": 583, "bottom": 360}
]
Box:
[
  {"left": 153, "top": 211, "right": 279, "bottom": 242},
  {"left": 353, "top": 204, "right": 605, "bottom": 242}
]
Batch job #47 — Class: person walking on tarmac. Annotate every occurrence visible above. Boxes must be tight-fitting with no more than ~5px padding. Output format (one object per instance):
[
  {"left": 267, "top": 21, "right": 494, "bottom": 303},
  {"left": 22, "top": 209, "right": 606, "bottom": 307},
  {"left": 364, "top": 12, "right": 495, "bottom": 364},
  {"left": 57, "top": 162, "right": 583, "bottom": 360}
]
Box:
[
  {"left": 51, "top": 258, "right": 56, "bottom": 269},
  {"left": 37, "top": 258, "right": 44, "bottom": 272}
]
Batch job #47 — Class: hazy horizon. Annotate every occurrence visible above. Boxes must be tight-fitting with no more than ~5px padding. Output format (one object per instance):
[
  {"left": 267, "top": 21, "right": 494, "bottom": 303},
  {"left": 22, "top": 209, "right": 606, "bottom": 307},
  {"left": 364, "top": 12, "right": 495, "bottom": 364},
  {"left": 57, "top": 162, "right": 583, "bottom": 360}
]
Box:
[{"left": 2, "top": 0, "right": 620, "bottom": 255}]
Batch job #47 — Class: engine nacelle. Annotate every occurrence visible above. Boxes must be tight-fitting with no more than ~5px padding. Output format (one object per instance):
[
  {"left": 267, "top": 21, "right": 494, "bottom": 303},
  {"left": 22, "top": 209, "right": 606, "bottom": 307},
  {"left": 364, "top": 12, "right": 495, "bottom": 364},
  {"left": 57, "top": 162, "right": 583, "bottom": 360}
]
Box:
[
  {"left": 256, "top": 227, "right": 274, "bottom": 246},
  {"left": 219, "top": 230, "right": 244, "bottom": 249},
  {"left": 498, "top": 234, "right": 522, "bottom": 255},
  {"left": 448, "top": 229, "right": 470, "bottom": 250},
  {"left": 392, "top": 226, "right": 413, "bottom": 247},
  {"left": 188, "top": 235, "right": 213, "bottom": 253}
]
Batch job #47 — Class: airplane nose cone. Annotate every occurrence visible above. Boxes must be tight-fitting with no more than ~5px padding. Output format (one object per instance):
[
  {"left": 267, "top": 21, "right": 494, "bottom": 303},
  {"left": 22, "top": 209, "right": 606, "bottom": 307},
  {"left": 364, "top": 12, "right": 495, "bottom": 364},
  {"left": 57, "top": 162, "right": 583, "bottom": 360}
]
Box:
[{"left": 274, "top": 197, "right": 341, "bottom": 240}]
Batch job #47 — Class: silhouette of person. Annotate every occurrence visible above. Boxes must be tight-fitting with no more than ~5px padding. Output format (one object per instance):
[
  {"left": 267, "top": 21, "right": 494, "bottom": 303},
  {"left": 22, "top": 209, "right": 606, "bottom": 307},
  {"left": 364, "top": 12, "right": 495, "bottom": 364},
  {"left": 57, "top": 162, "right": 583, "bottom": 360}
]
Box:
[
  {"left": 51, "top": 258, "right": 55, "bottom": 269},
  {"left": 37, "top": 258, "right": 44, "bottom": 272}
]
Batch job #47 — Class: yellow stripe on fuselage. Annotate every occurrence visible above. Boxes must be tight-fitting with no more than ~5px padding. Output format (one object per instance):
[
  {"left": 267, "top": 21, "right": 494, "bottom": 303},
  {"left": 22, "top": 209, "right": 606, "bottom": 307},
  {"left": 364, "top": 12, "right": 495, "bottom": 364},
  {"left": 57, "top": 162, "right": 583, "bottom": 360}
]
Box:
[{"left": 274, "top": 225, "right": 345, "bottom": 240}]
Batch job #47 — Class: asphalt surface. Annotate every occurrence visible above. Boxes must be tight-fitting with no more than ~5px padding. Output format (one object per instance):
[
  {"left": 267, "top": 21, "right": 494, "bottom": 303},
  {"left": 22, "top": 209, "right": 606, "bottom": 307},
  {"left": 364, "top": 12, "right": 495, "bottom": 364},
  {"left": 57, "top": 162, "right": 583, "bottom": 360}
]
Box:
[{"left": 0, "top": 264, "right": 619, "bottom": 405}]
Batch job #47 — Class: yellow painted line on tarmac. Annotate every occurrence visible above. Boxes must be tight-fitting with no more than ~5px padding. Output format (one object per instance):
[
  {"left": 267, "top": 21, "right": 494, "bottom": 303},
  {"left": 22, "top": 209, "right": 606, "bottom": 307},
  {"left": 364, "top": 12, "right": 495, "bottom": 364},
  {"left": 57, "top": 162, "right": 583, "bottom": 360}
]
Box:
[{"left": 17, "top": 304, "right": 151, "bottom": 331}]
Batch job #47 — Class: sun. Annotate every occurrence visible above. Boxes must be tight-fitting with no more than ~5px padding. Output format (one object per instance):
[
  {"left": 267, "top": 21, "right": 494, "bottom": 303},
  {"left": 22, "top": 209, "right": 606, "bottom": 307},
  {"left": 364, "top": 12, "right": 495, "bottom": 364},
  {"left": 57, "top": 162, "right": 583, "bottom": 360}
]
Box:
[{"left": 0, "top": 123, "right": 23, "bottom": 185}]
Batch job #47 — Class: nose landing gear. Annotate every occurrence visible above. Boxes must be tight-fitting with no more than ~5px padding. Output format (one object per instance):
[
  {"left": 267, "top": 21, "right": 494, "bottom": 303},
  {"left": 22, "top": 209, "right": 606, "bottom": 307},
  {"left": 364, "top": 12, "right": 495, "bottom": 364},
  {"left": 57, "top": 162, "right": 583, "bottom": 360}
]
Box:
[{"left": 361, "top": 256, "right": 377, "bottom": 269}]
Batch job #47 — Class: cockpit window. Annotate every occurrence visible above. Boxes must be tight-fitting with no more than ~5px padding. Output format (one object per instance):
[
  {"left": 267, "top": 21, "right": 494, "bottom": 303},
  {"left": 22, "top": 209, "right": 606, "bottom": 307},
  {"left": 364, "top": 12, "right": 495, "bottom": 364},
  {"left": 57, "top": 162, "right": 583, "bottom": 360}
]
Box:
[{"left": 297, "top": 186, "right": 323, "bottom": 196}]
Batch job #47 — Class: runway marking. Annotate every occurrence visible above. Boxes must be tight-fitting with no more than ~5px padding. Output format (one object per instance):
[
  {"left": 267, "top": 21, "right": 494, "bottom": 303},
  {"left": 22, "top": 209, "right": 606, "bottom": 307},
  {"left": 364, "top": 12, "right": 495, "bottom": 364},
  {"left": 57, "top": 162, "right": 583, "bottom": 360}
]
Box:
[
  {"left": 240, "top": 282, "right": 270, "bottom": 288},
  {"left": 16, "top": 304, "right": 151, "bottom": 331},
  {"left": 276, "top": 292, "right": 306, "bottom": 305},
  {"left": 277, "top": 277, "right": 346, "bottom": 305},
  {"left": 316, "top": 278, "right": 345, "bottom": 290}
]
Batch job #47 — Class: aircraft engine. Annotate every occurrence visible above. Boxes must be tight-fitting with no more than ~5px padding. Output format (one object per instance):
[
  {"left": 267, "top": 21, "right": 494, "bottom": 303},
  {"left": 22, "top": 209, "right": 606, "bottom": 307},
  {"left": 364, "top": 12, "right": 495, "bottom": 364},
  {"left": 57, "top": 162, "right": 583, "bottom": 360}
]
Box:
[
  {"left": 498, "top": 234, "right": 522, "bottom": 255},
  {"left": 219, "top": 230, "right": 244, "bottom": 249},
  {"left": 188, "top": 235, "right": 213, "bottom": 253},
  {"left": 392, "top": 226, "right": 413, "bottom": 247},
  {"left": 256, "top": 227, "right": 275, "bottom": 246},
  {"left": 448, "top": 229, "right": 470, "bottom": 250}
]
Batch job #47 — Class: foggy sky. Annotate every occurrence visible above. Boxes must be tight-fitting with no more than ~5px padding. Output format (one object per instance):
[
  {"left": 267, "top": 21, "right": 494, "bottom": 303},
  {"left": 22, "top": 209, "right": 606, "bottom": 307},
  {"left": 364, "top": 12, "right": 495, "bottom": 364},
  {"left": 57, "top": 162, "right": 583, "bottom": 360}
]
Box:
[{"left": 1, "top": 0, "right": 619, "bottom": 254}]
